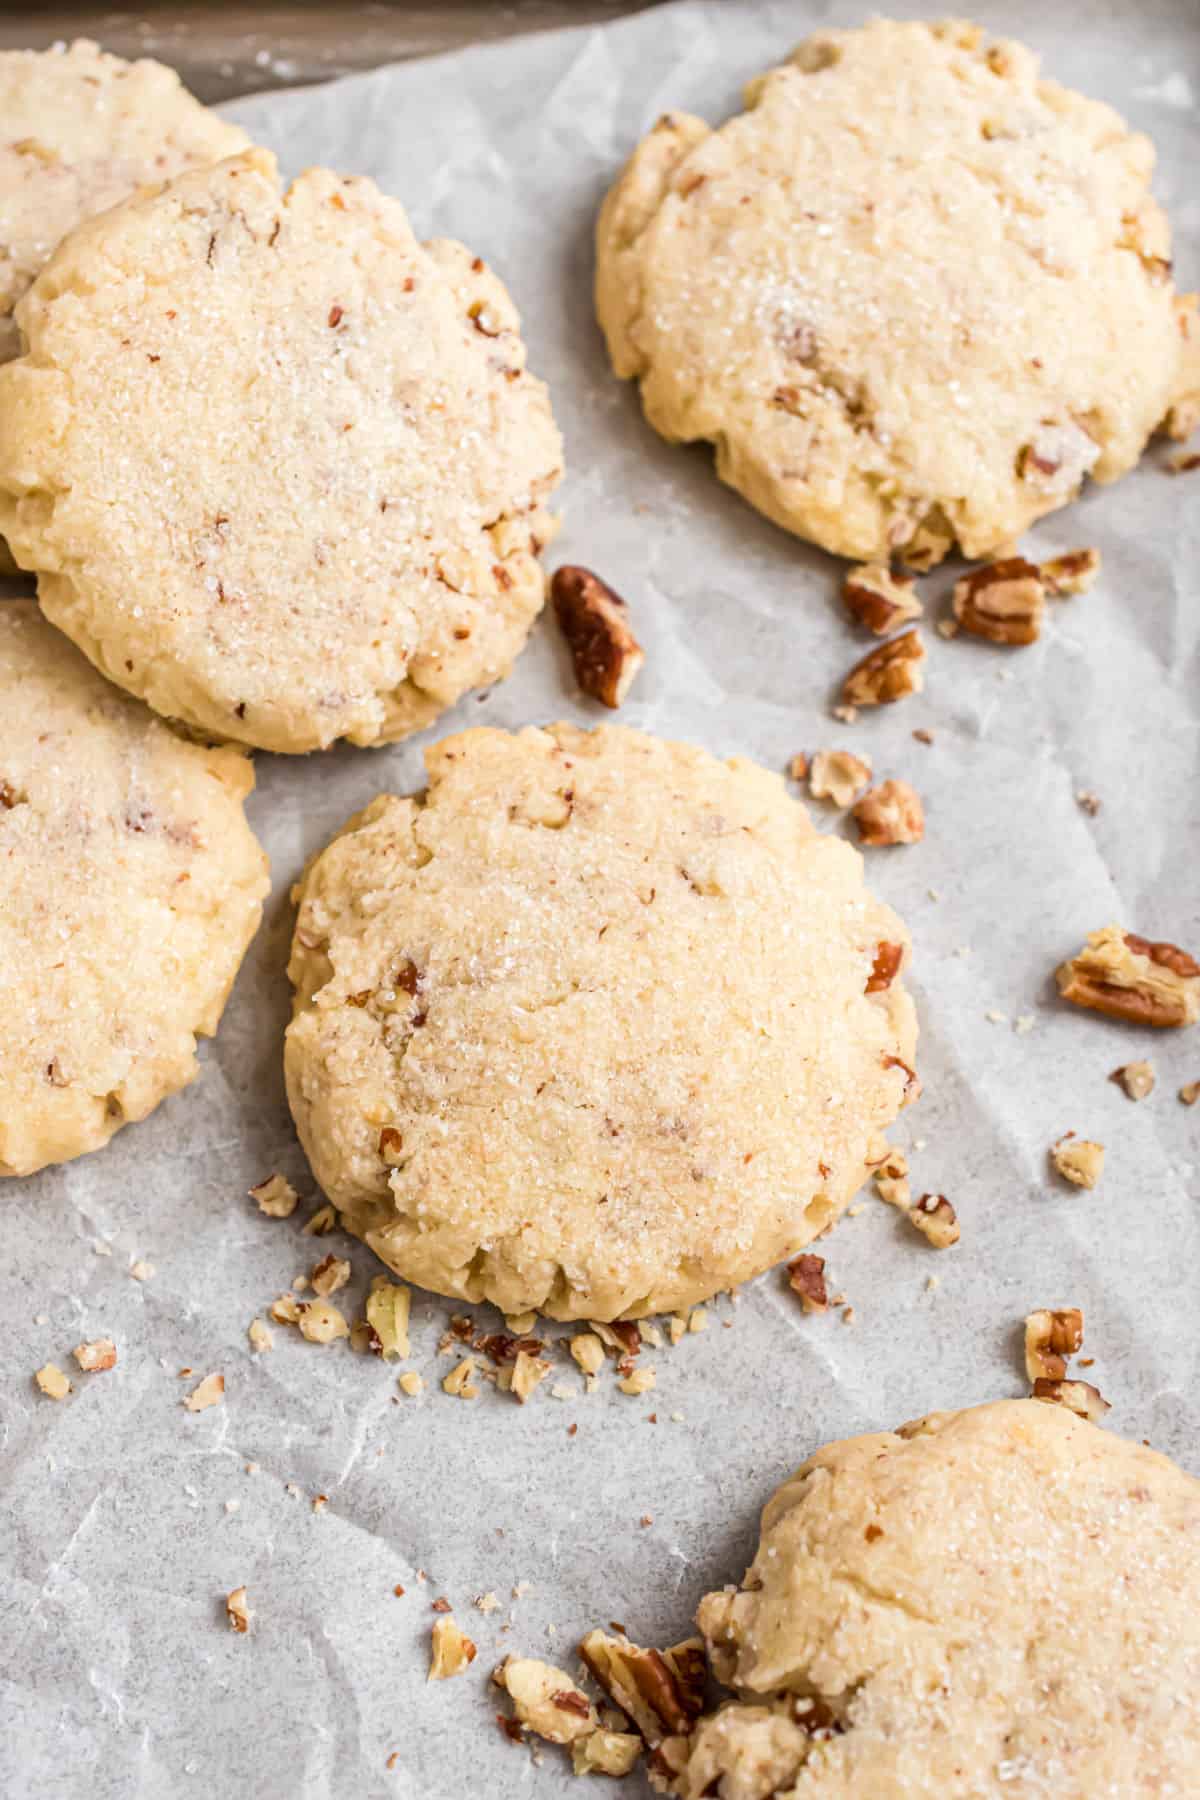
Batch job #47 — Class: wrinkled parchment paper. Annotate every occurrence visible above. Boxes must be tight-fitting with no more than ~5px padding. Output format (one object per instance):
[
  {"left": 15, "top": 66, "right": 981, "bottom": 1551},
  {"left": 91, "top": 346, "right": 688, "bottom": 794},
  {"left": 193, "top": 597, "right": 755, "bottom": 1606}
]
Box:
[{"left": 3, "top": 4, "right": 1199, "bottom": 1794}]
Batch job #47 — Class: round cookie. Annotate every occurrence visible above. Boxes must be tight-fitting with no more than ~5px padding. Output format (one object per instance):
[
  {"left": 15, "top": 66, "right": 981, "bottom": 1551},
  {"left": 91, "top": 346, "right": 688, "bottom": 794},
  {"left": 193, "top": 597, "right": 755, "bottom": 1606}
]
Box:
[
  {"left": 285, "top": 722, "right": 916, "bottom": 1321},
  {"left": 0, "top": 39, "right": 248, "bottom": 363},
  {"left": 0, "top": 602, "right": 268, "bottom": 1177},
  {"left": 0, "top": 148, "right": 563, "bottom": 753},
  {"left": 663, "top": 1400, "right": 1200, "bottom": 1797},
  {"left": 596, "top": 19, "right": 1198, "bottom": 567}
]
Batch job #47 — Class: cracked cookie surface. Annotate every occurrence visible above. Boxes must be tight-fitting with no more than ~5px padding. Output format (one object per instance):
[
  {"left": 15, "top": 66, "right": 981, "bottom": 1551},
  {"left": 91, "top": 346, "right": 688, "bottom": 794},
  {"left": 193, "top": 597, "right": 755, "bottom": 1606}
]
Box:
[
  {"left": 284, "top": 722, "right": 916, "bottom": 1320},
  {"left": 0, "top": 38, "right": 248, "bottom": 363},
  {"left": 0, "top": 148, "right": 563, "bottom": 752},
  {"left": 0, "top": 603, "right": 268, "bottom": 1177},
  {"left": 596, "top": 19, "right": 1196, "bottom": 565},
  {"left": 662, "top": 1399, "right": 1200, "bottom": 1797}
]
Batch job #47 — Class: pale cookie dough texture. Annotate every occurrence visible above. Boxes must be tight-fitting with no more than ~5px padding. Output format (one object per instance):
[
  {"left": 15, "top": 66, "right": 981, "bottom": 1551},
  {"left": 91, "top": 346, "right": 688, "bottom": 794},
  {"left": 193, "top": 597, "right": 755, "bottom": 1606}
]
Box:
[
  {"left": 0, "top": 39, "right": 248, "bottom": 363},
  {"left": 0, "top": 603, "right": 268, "bottom": 1178},
  {"left": 285, "top": 723, "right": 916, "bottom": 1320},
  {"left": 596, "top": 18, "right": 1199, "bottom": 567},
  {"left": 0, "top": 148, "right": 563, "bottom": 753},
  {"left": 662, "top": 1399, "right": 1200, "bottom": 1798}
]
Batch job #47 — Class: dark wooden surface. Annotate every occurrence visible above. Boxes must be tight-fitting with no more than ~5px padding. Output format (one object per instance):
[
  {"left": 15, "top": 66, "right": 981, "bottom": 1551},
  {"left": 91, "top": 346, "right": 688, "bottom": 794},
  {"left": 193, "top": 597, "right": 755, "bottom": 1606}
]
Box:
[{"left": 0, "top": 3, "right": 664, "bottom": 101}]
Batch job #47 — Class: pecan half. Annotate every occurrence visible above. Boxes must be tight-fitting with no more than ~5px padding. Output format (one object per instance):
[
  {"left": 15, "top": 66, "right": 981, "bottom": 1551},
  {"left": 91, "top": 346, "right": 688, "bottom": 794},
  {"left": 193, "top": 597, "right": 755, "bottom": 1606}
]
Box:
[
  {"left": 842, "top": 563, "right": 922, "bottom": 635},
  {"left": 808, "top": 748, "right": 872, "bottom": 807},
  {"left": 952, "top": 558, "right": 1045, "bottom": 645},
  {"left": 552, "top": 566, "right": 644, "bottom": 708},
  {"left": 1024, "top": 1308, "right": 1084, "bottom": 1383},
  {"left": 1040, "top": 547, "right": 1100, "bottom": 597},
  {"left": 579, "top": 1630, "right": 706, "bottom": 1746},
  {"left": 1056, "top": 926, "right": 1200, "bottom": 1028},
  {"left": 908, "top": 1193, "right": 959, "bottom": 1249},
  {"left": 1032, "top": 1377, "right": 1110, "bottom": 1424},
  {"left": 841, "top": 629, "right": 926, "bottom": 706},
  {"left": 866, "top": 941, "right": 904, "bottom": 994},
  {"left": 852, "top": 779, "right": 924, "bottom": 847},
  {"left": 787, "top": 1252, "right": 828, "bottom": 1313}
]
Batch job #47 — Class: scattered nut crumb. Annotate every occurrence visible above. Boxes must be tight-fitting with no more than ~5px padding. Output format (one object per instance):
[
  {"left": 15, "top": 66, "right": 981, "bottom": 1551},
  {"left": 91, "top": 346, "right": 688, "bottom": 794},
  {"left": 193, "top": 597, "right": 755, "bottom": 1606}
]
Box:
[
  {"left": 312, "top": 1494, "right": 328, "bottom": 1514},
  {"left": 73, "top": 1337, "right": 116, "bottom": 1373},
  {"left": 787, "top": 752, "right": 808, "bottom": 782},
  {"left": 841, "top": 629, "right": 926, "bottom": 706},
  {"left": 1014, "top": 1013, "right": 1036, "bottom": 1034},
  {"left": 1033, "top": 1378, "right": 1110, "bottom": 1423},
  {"left": 952, "top": 557, "right": 1045, "bottom": 644},
  {"left": 617, "top": 1367, "right": 655, "bottom": 1397},
  {"left": 429, "top": 1615, "right": 477, "bottom": 1680},
  {"left": 908, "top": 1193, "right": 959, "bottom": 1249},
  {"left": 1040, "top": 547, "right": 1100, "bottom": 597},
  {"left": 310, "top": 1253, "right": 351, "bottom": 1296},
  {"left": 1167, "top": 449, "right": 1200, "bottom": 473},
  {"left": 1180, "top": 1081, "right": 1200, "bottom": 1106},
  {"left": 398, "top": 1371, "right": 423, "bottom": 1396},
  {"left": 551, "top": 565, "right": 644, "bottom": 708},
  {"left": 912, "top": 727, "right": 934, "bottom": 745},
  {"left": 1024, "top": 1308, "right": 1084, "bottom": 1383},
  {"left": 302, "top": 1204, "right": 338, "bottom": 1235},
  {"left": 935, "top": 618, "right": 958, "bottom": 640},
  {"left": 34, "top": 1363, "right": 70, "bottom": 1400},
  {"left": 511, "top": 1349, "right": 551, "bottom": 1404},
  {"left": 183, "top": 1373, "right": 225, "bottom": 1412},
  {"left": 365, "top": 1278, "right": 411, "bottom": 1358},
  {"left": 1051, "top": 1136, "right": 1105, "bottom": 1190},
  {"left": 443, "top": 1357, "right": 478, "bottom": 1399},
  {"left": 499, "top": 1657, "right": 597, "bottom": 1742},
  {"left": 475, "top": 1592, "right": 500, "bottom": 1615},
  {"left": 1057, "top": 926, "right": 1200, "bottom": 1028},
  {"left": 1111, "top": 1061, "right": 1155, "bottom": 1101},
  {"left": 249, "top": 1173, "right": 298, "bottom": 1218},
  {"left": 831, "top": 702, "right": 858, "bottom": 723},
  {"left": 808, "top": 748, "right": 872, "bottom": 807},
  {"left": 270, "top": 1293, "right": 302, "bottom": 1325},
  {"left": 1076, "top": 790, "right": 1101, "bottom": 817},
  {"left": 852, "top": 779, "right": 924, "bottom": 846},
  {"left": 297, "top": 1301, "right": 349, "bottom": 1344},
  {"left": 129, "top": 1259, "right": 154, "bottom": 1282},
  {"left": 787, "top": 1253, "right": 828, "bottom": 1313},
  {"left": 248, "top": 1318, "right": 273, "bottom": 1353},
  {"left": 225, "top": 1586, "right": 251, "bottom": 1634},
  {"left": 841, "top": 563, "right": 922, "bottom": 634}
]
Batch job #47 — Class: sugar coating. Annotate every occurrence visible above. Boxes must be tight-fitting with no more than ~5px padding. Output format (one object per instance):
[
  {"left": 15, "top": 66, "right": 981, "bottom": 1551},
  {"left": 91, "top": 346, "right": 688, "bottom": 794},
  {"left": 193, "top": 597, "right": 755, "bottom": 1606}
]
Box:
[
  {"left": 285, "top": 722, "right": 916, "bottom": 1321},
  {"left": 596, "top": 19, "right": 1196, "bottom": 565},
  {"left": 0, "top": 149, "right": 563, "bottom": 752},
  {"left": 673, "top": 1400, "right": 1200, "bottom": 1796},
  {"left": 0, "top": 39, "right": 248, "bottom": 362},
  {"left": 0, "top": 603, "right": 268, "bottom": 1177}
]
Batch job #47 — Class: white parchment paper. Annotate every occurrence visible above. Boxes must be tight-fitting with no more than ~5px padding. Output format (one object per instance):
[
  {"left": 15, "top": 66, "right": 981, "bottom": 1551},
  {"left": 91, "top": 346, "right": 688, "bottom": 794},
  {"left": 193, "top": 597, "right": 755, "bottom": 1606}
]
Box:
[{"left": 3, "top": 4, "right": 1199, "bottom": 1795}]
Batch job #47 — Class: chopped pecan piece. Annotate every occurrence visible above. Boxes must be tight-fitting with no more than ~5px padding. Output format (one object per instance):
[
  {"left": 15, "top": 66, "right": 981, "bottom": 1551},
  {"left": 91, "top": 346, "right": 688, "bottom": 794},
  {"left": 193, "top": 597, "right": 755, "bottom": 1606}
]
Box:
[
  {"left": 296, "top": 1301, "right": 349, "bottom": 1344},
  {"left": 787, "top": 1253, "right": 828, "bottom": 1313},
  {"left": 249, "top": 1173, "right": 299, "bottom": 1218},
  {"left": 952, "top": 558, "right": 1045, "bottom": 645},
  {"left": 841, "top": 629, "right": 926, "bottom": 706},
  {"left": 579, "top": 1630, "right": 706, "bottom": 1746},
  {"left": 35, "top": 1362, "right": 71, "bottom": 1400},
  {"left": 552, "top": 566, "right": 644, "bottom": 708},
  {"left": 1024, "top": 1308, "right": 1084, "bottom": 1383},
  {"left": 1033, "top": 1377, "right": 1110, "bottom": 1423},
  {"left": 183, "top": 1372, "right": 225, "bottom": 1411},
  {"left": 73, "top": 1337, "right": 117, "bottom": 1373},
  {"left": 808, "top": 748, "right": 872, "bottom": 807},
  {"left": 1180, "top": 1080, "right": 1200, "bottom": 1106},
  {"left": 310, "top": 1254, "right": 351, "bottom": 1296},
  {"left": 570, "top": 1333, "right": 606, "bottom": 1376},
  {"left": 1111, "top": 1060, "right": 1155, "bottom": 1102},
  {"left": 499, "top": 1658, "right": 597, "bottom": 1743},
  {"left": 1168, "top": 449, "right": 1200, "bottom": 474},
  {"left": 866, "top": 941, "right": 904, "bottom": 994},
  {"left": 908, "top": 1193, "right": 959, "bottom": 1249},
  {"left": 1056, "top": 926, "right": 1200, "bottom": 1028},
  {"left": 1040, "top": 548, "right": 1100, "bottom": 597},
  {"left": 510, "top": 1348, "right": 551, "bottom": 1403},
  {"left": 226, "top": 1586, "right": 251, "bottom": 1634},
  {"left": 852, "top": 779, "right": 924, "bottom": 847},
  {"left": 841, "top": 563, "right": 922, "bottom": 635},
  {"left": 428, "top": 1615, "right": 476, "bottom": 1680},
  {"left": 365, "top": 1277, "right": 411, "bottom": 1358},
  {"left": 1050, "top": 1135, "right": 1105, "bottom": 1190},
  {"left": 573, "top": 1730, "right": 642, "bottom": 1777}
]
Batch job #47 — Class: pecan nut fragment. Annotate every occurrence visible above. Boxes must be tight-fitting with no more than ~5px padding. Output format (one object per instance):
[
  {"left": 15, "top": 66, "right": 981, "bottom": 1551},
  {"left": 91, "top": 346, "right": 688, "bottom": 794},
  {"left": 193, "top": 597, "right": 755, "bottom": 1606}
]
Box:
[
  {"left": 552, "top": 565, "right": 644, "bottom": 708},
  {"left": 841, "top": 563, "right": 923, "bottom": 635},
  {"left": 428, "top": 1615, "right": 476, "bottom": 1680},
  {"left": 1017, "top": 420, "right": 1100, "bottom": 494},
  {"left": 808, "top": 748, "right": 872, "bottom": 807},
  {"left": 1050, "top": 1135, "right": 1105, "bottom": 1190},
  {"left": 908, "top": 1193, "right": 959, "bottom": 1249},
  {"left": 1033, "top": 1377, "right": 1110, "bottom": 1424},
  {"left": 952, "top": 558, "right": 1045, "bottom": 645},
  {"left": 499, "top": 1658, "right": 597, "bottom": 1743},
  {"left": 1056, "top": 926, "right": 1200, "bottom": 1028},
  {"left": 1110, "top": 1060, "right": 1155, "bottom": 1102},
  {"left": 841, "top": 629, "right": 926, "bottom": 706},
  {"left": 852, "top": 779, "right": 924, "bottom": 847},
  {"left": 1024, "top": 1308, "right": 1084, "bottom": 1383},
  {"left": 787, "top": 1252, "right": 828, "bottom": 1313},
  {"left": 579, "top": 1630, "right": 706, "bottom": 1746},
  {"left": 1040, "top": 547, "right": 1100, "bottom": 597},
  {"left": 866, "top": 941, "right": 904, "bottom": 994}
]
